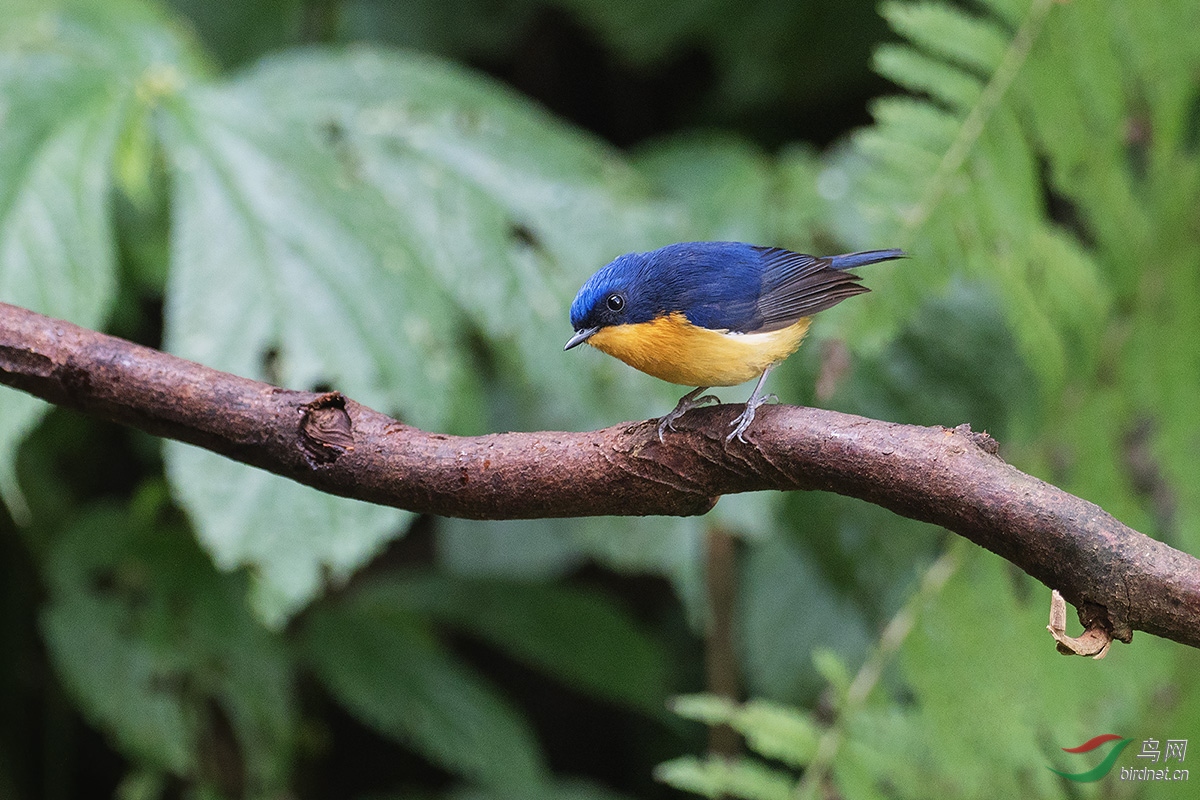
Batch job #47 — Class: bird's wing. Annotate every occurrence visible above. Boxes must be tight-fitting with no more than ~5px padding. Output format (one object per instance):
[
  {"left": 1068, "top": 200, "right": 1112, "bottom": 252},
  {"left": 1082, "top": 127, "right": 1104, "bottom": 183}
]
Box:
[{"left": 750, "top": 247, "right": 870, "bottom": 332}]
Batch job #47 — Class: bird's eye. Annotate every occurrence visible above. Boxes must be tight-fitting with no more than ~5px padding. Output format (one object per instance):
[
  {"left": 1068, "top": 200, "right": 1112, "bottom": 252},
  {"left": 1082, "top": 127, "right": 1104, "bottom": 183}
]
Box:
[{"left": 606, "top": 293, "right": 625, "bottom": 312}]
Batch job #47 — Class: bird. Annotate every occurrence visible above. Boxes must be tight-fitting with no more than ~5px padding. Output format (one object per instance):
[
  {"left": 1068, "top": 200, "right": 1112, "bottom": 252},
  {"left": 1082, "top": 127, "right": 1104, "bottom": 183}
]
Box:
[{"left": 564, "top": 241, "right": 904, "bottom": 442}]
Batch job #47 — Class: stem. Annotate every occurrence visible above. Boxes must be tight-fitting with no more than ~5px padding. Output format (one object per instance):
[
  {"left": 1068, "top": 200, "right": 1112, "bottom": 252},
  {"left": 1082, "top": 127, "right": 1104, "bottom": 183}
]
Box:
[
  {"left": 903, "top": 0, "right": 1056, "bottom": 234},
  {"left": 794, "top": 542, "right": 964, "bottom": 799}
]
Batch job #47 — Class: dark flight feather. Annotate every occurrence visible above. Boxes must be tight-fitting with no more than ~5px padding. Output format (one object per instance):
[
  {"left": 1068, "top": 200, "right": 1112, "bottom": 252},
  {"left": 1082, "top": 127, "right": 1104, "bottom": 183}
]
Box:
[{"left": 751, "top": 246, "right": 901, "bottom": 332}]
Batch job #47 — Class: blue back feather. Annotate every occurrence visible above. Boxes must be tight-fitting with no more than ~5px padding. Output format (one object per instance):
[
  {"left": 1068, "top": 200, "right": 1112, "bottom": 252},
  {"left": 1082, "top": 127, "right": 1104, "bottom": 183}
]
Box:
[{"left": 569, "top": 242, "right": 903, "bottom": 334}]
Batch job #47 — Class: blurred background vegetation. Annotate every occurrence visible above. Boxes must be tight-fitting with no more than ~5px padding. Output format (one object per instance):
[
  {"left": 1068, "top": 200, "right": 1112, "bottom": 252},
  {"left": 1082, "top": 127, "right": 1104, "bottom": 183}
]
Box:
[{"left": 2, "top": 0, "right": 1199, "bottom": 798}]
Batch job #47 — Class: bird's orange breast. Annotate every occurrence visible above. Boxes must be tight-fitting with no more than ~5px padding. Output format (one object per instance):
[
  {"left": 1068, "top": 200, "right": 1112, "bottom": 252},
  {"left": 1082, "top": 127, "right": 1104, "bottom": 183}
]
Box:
[{"left": 586, "top": 312, "right": 812, "bottom": 387}]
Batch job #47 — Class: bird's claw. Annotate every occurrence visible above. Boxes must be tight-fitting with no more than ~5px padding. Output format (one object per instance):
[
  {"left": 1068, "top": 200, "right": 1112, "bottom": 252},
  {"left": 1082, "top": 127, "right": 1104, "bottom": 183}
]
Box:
[
  {"left": 726, "top": 410, "right": 756, "bottom": 443},
  {"left": 657, "top": 390, "right": 718, "bottom": 442},
  {"left": 725, "top": 392, "right": 777, "bottom": 443}
]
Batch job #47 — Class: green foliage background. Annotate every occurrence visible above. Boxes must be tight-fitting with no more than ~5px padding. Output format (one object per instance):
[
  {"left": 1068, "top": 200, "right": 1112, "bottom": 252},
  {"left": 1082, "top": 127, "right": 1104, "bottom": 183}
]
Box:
[{"left": 1, "top": 0, "right": 1198, "bottom": 798}]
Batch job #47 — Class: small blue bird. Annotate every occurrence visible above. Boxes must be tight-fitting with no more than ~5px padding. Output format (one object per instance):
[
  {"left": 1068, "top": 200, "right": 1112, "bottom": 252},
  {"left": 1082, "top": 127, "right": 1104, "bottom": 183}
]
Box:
[{"left": 565, "top": 242, "right": 903, "bottom": 442}]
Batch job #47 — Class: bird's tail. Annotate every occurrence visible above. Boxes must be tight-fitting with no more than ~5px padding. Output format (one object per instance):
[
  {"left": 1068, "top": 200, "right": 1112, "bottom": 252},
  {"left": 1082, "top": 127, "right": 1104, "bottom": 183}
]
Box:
[{"left": 828, "top": 249, "right": 906, "bottom": 270}]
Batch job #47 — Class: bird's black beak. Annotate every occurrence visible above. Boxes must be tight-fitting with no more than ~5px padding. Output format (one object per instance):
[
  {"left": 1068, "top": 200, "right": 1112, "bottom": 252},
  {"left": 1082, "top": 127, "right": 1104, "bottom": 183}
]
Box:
[{"left": 564, "top": 327, "right": 599, "bottom": 351}]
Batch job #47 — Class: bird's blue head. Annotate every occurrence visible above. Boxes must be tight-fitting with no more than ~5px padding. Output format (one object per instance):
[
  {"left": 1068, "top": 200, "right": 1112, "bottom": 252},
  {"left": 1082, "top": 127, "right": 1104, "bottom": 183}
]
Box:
[
  {"left": 565, "top": 242, "right": 769, "bottom": 349},
  {"left": 565, "top": 252, "right": 659, "bottom": 349}
]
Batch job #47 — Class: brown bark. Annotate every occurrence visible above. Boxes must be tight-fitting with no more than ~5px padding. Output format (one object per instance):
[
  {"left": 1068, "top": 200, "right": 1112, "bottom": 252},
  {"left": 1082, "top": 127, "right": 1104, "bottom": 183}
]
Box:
[{"left": 2, "top": 301, "right": 1198, "bottom": 649}]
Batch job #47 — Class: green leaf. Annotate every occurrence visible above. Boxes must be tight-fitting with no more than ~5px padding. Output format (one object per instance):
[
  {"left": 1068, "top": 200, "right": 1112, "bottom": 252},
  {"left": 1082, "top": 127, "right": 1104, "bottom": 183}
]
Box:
[
  {"left": 866, "top": 98, "right": 958, "bottom": 153},
  {"left": 839, "top": 550, "right": 1180, "bottom": 800},
  {"left": 44, "top": 595, "right": 193, "bottom": 774},
  {"left": 438, "top": 516, "right": 709, "bottom": 630},
  {"left": 634, "top": 134, "right": 774, "bottom": 243},
  {"left": 840, "top": 280, "right": 1039, "bottom": 436},
  {"left": 810, "top": 649, "right": 852, "bottom": 703},
  {"left": 0, "top": 97, "right": 119, "bottom": 516},
  {"left": 301, "top": 600, "right": 547, "bottom": 795},
  {"left": 161, "top": 77, "right": 465, "bottom": 424},
  {"left": 445, "top": 778, "right": 634, "bottom": 800},
  {"left": 669, "top": 695, "right": 819, "bottom": 768},
  {"left": 153, "top": 48, "right": 696, "bottom": 622},
  {"left": 40, "top": 502, "right": 294, "bottom": 791},
  {"left": 158, "top": 67, "right": 454, "bottom": 624},
  {"left": 668, "top": 693, "right": 739, "bottom": 726},
  {"left": 738, "top": 534, "right": 872, "bottom": 703},
  {"left": 655, "top": 755, "right": 794, "bottom": 800},
  {"left": 742, "top": 704, "right": 819, "bottom": 767},
  {"left": 165, "top": 446, "right": 412, "bottom": 627},
  {"left": 0, "top": 0, "right": 194, "bottom": 511},
  {"left": 873, "top": 45, "right": 983, "bottom": 113},
  {"left": 842, "top": 0, "right": 1107, "bottom": 395},
  {"left": 354, "top": 572, "right": 670, "bottom": 713},
  {"left": 229, "top": 49, "right": 685, "bottom": 431},
  {"left": 0, "top": 66, "right": 116, "bottom": 324},
  {"left": 879, "top": 1, "right": 1011, "bottom": 74}
]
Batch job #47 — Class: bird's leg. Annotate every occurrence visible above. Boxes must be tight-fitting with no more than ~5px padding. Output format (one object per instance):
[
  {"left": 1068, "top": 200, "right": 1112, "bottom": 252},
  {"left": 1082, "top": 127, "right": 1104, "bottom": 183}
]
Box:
[
  {"left": 727, "top": 365, "right": 777, "bottom": 443},
  {"left": 657, "top": 386, "right": 718, "bottom": 441}
]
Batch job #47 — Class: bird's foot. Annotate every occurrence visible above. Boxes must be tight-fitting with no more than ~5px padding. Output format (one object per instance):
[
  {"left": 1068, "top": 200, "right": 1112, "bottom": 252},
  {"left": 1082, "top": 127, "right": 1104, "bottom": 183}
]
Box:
[
  {"left": 657, "top": 387, "right": 717, "bottom": 442},
  {"left": 726, "top": 392, "right": 777, "bottom": 443}
]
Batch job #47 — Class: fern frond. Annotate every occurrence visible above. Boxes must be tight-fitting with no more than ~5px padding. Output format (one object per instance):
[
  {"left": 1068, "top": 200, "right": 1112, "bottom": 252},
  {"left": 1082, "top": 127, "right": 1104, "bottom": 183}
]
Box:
[
  {"left": 873, "top": 45, "right": 983, "bottom": 113},
  {"left": 874, "top": 0, "right": 1054, "bottom": 235},
  {"left": 842, "top": 0, "right": 1089, "bottom": 387},
  {"left": 863, "top": 98, "right": 959, "bottom": 154},
  {"left": 880, "top": 1, "right": 1011, "bottom": 74}
]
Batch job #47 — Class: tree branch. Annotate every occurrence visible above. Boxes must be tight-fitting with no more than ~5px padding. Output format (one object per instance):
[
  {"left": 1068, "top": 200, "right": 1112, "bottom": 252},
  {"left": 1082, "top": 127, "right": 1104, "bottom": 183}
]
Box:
[{"left": 2, "top": 301, "right": 1198, "bottom": 649}]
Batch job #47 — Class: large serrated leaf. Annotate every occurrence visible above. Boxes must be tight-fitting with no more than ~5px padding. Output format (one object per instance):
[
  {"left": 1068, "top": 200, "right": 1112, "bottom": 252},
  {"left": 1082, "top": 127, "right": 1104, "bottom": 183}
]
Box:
[
  {"left": 0, "top": 0, "right": 186, "bottom": 509},
  {"left": 230, "top": 49, "right": 688, "bottom": 430},
  {"left": 161, "top": 81, "right": 462, "bottom": 419},
  {"left": 158, "top": 71, "right": 459, "bottom": 624},
  {"left": 164, "top": 448, "right": 412, "bottom": 626},
  {"left": 154, "top": 48, "right": 702, "bottom": 623}
]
